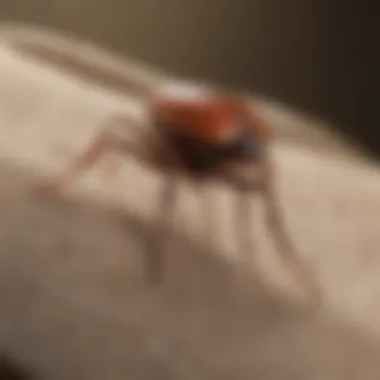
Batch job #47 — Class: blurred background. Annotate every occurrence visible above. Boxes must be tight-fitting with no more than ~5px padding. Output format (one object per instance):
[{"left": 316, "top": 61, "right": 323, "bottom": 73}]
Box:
[{"left": 0, "top": 0, "right": 377, "bottom": 155}]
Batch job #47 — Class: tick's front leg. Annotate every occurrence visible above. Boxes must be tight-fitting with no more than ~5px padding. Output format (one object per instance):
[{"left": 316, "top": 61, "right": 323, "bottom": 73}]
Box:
[
  {"left": 35, "top": 130, "right": 115, "bottom": 197},
  {"left": 34, "top": 114, "right": 144, "bottom": 197}
]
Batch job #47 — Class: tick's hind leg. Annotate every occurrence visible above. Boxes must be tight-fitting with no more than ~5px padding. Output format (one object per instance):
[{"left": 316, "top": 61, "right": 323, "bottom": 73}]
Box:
[
  {"left": 260, "top": 161, "right": 322, "bottom": 303},
  {"left": 218, "top": 161, "right": 257, "bottom": 262}
]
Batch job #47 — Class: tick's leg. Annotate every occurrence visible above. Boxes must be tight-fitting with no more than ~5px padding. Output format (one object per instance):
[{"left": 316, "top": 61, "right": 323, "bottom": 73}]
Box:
[
  {"left": 192, "top": 180, "right": 219, "bottom": 246},
  {"left": 145, "top": 175, "right": 179, "bottom": 284},
  {"left": 260, "top": 161, "right": 322, "bottom": 303},
  {"left": 101, "top": 153, "right": 124, "bottom": 183},
  {"left": 235, "top": 187, "right": 255, "bottom": 264},
  {"left": 35, "top": 115, "right": 144, "bottom": 196},
  {"left": 99, "top": 115, "right": 147, "bottom": 182},
  {"left": 35, "top": 130, "right": 115, "bottom": 196},
  {"left": 217, "top": 162, "right": 257, "bottom": 260},
  {"left": 201, "top": 185, "right": 218, "bottom": 246}
]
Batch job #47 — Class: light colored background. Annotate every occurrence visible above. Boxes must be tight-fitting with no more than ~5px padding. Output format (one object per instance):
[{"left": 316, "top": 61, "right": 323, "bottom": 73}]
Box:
[{"left": 0, "top": 29, "right": 379, "bottom": 380}]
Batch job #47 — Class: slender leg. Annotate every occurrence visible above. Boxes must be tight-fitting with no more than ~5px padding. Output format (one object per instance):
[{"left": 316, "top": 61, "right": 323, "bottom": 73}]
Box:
[
  {"left": 219, "top": 162, "right": 256, "bottom": 260},
  {"left": 35, "top": 130, "right": 115, "bottom": 196},
  {"left": 145, "top": 175, "right": 179, "bottom": 284},
  {"left": 192, "top": 180, "right": 219, "bottom": 246},
  {"left": 261, "top": 161, "right": 322, "bottom": 303},
  {"left": 35, "top": 114, "right": 144, "bottom": 196},
  {"left": 235, "top": 187, "right": 255, "bottom": 263},
  {"left": 101, "top": 153, "right": 124, "bottom": 183}
]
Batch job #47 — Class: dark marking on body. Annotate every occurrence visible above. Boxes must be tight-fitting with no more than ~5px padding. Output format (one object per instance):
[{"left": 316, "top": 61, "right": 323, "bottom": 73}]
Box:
[{"left": 158, "top": 119, "right": 265, "bottom": 176}]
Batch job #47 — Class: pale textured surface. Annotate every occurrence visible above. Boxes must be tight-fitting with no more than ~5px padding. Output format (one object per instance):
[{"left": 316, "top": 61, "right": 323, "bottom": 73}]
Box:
[{"left": 0, "top": 45, "right": 380, "bottom": 380}]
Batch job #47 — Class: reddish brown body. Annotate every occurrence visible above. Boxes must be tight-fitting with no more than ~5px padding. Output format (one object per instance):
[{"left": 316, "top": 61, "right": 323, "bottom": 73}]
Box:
[
  {"left": 152, "top": 95, "right": 271, "bottom": 143},
  {"left": 35, "top": 86, "right": 321, "bottom": 303}
]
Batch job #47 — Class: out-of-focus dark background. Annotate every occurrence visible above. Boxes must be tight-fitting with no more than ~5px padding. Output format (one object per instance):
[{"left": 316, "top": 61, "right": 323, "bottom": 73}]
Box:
[{"left": 0, "top": 0, "right": 377, "bottom": 154}]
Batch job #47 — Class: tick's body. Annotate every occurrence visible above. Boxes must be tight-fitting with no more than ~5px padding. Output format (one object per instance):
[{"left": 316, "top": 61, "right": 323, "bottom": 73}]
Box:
[
  {"left": 36, "top": 83, "right": 321, "bottom": 303},
  {"left": 153, "top": 97, "right": 264, "bottom": 176}
]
